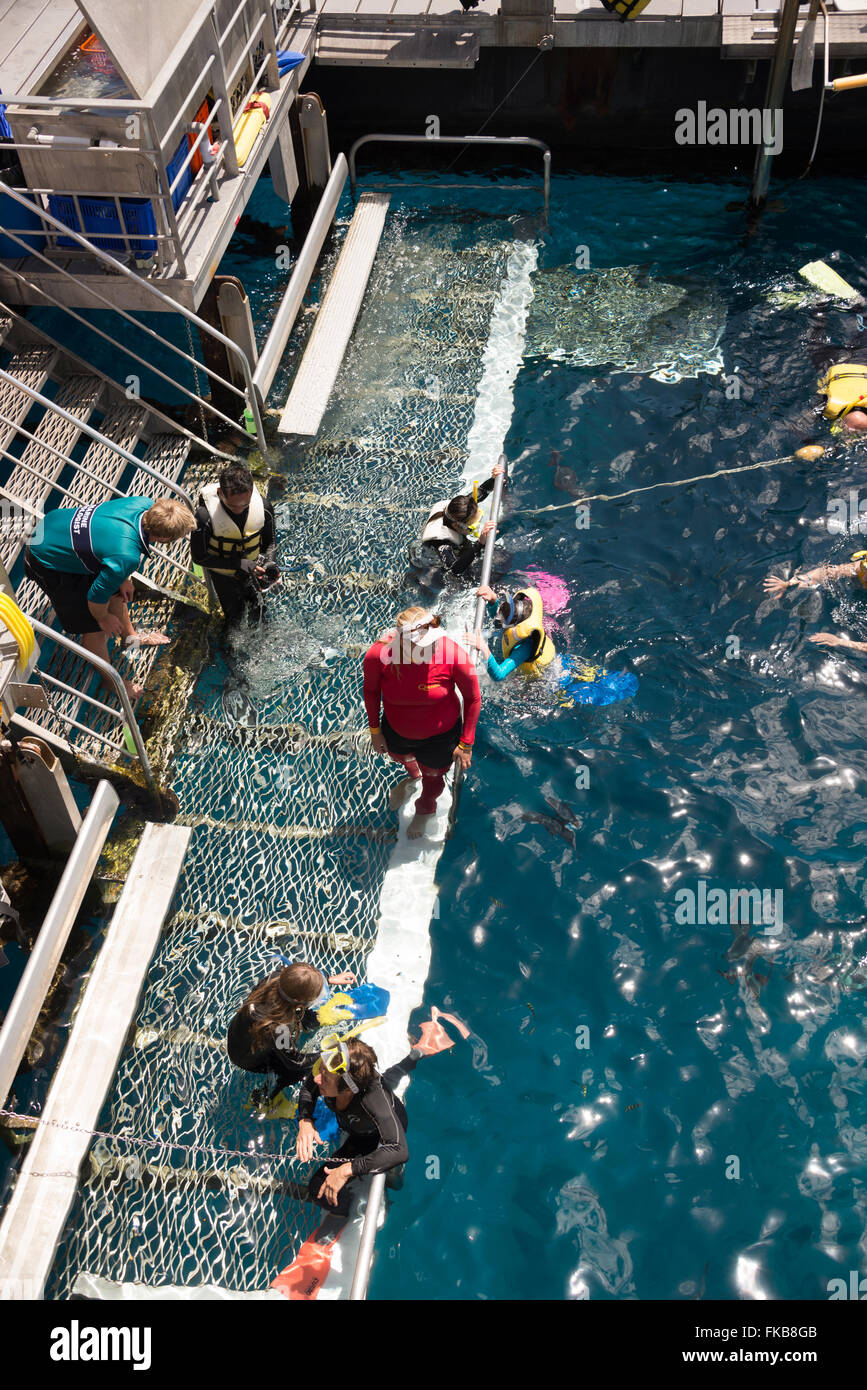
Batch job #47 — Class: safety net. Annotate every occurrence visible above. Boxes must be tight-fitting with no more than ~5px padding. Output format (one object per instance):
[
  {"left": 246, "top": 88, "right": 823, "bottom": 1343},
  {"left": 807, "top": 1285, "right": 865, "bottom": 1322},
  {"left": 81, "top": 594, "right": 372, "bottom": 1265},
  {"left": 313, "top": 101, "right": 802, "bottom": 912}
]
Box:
[{"left": 47, "top": 205, "right": 517, "bottom": 1296}]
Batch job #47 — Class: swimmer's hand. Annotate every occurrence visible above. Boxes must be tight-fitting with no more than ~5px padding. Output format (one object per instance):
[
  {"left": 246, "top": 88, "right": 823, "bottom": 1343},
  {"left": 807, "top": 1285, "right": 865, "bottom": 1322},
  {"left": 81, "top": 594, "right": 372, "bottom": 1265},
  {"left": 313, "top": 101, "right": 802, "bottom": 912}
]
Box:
[
  {"left": 464, "top": 627, "right": 490, "bottom": 659},
  {"left": 480, "top": 520, "right": 495, "bottom": 538},
  {"left": 370, "top": 730, "right": 388, "bottom": 756},
  {"left": 763, "top": 574, "right": 797, "bottom": 598},
  {"left": 322, "top": 1161, "right": 352, "bottom": 1207},
  {"left": 476, "top": 584, "right": 497, "bottom": 603},
  {"left": 327, "top": 970, "right": 357, "bottom": 988},
  {"left": 296, "top": 1120, "right": 322, "bottom": 1162},
  {"left": 491, "top": 463, "right": 505, "bottom": 478},
  {"left": 809, "top": 632, "right": 861, "bottom": 650}
]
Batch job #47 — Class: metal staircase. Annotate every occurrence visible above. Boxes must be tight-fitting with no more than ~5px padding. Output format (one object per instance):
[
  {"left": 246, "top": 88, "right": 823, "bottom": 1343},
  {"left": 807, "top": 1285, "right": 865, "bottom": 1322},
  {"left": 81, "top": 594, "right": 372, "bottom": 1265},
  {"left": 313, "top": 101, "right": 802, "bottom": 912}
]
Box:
[{"left": 0, "top": 305, "right": 219, "bottom": 783}]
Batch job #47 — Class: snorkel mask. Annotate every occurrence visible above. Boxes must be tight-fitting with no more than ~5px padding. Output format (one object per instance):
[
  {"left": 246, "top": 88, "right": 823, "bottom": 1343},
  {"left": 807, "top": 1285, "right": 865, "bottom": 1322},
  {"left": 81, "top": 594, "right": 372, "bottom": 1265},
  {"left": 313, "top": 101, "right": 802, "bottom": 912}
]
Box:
[
  {"left": 493, "top": 597, "right": 516, "bottom": 630},
  {"left": 400, "top": 612, "right": 442, "bottom": 648},
  {"left": 852, "top": 551, "right": 867, "bottom": 589},
  {"left": 312, "top": 1034, "right": 359, "bottom": 1093}
]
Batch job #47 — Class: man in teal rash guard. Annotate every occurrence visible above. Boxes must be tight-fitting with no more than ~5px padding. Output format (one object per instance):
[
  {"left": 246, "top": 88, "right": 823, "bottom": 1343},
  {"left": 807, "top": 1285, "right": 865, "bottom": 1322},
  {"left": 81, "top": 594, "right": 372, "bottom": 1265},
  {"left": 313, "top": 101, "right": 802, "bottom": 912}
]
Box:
[{"left": 24, "top": 495, "right": 195, "bottom": 698}]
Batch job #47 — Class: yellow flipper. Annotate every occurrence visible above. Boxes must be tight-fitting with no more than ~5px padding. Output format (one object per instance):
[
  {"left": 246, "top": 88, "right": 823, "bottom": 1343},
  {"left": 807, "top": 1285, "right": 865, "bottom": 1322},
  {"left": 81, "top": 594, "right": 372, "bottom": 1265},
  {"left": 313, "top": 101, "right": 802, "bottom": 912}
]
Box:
[{"left": 798, "top": 261, "right": 859, "bottom": 301}]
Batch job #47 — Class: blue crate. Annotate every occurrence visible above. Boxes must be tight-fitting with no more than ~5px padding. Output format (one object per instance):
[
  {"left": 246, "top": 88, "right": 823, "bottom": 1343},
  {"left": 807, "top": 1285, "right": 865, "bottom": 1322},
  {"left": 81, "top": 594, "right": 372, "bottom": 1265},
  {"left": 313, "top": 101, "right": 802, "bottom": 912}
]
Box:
[
  {"left": 166, "top": 135, "right": 192, "bottom": 211},
  {"left": 48, "top": 195, "right": 157, "bottom": 257}
]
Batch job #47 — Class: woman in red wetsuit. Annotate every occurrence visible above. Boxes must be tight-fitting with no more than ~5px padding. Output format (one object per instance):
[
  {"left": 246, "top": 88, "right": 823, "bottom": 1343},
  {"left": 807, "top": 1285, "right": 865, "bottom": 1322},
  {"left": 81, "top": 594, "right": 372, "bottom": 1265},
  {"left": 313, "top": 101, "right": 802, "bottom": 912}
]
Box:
[{"left": 363, "top": 606, "right": 481, "bottom": 838}]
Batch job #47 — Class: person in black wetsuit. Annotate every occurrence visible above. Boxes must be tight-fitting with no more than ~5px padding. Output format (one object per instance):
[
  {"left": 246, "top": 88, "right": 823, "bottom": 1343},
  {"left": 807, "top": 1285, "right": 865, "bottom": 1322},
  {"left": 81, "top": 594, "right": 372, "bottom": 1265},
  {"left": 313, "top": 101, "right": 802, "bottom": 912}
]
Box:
[
  {"left": 296, "top": 1037, "right": 420, "bottom": 1216},
  {"left": 226, "top": 961, "right": 356, "bottom": 1095},
  {"left": 407, "top": 462, "right": 505, "bottom": 595}
]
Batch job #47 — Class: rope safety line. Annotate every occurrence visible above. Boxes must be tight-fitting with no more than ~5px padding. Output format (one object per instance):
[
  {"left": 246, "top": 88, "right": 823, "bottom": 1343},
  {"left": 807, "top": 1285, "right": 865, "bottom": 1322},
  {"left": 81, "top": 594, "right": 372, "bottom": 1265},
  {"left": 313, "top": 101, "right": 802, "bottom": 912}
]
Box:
[
  {"left": 519, "top": 454, "right": 798, "bottom": 516},
  {"left": 0, "top": 1106, "right": 297, "bottom": 1168}
]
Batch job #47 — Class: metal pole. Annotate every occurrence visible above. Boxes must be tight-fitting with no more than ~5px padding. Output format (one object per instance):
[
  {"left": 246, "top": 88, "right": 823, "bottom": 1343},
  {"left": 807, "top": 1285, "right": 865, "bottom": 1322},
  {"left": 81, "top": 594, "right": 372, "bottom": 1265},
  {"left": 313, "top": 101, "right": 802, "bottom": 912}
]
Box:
[
  {"left": 0, "top": 182, "right": 266, "bottom": 448},
  {"left": 0, "top": 779, "right": 119, "bottom": 1107},
  {"left": 349, "top": 1172, "right": 386, "bottom": 1301},
  {"left": 447, "top": 454, "right": 508, "bottom": 838},
  {"left": 252, "top": 154, "right": 348, "bottom": 398},
  {"left": 27, "top": 617, "right": 158, "bottom": 793},
  {"left": 750, "top": 0, "right": 801, "bottom": 209}
]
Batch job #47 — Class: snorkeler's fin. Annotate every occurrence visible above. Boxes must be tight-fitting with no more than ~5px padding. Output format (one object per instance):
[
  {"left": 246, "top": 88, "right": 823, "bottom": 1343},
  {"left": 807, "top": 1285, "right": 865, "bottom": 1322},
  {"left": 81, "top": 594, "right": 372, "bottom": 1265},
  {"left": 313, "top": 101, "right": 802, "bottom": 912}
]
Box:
[
  {"left": 270, "top": 1215, "right": 347, "bottom": 1300},
  {"left": 411, "top": 1006, "right": 471, "bottom": 1056}
]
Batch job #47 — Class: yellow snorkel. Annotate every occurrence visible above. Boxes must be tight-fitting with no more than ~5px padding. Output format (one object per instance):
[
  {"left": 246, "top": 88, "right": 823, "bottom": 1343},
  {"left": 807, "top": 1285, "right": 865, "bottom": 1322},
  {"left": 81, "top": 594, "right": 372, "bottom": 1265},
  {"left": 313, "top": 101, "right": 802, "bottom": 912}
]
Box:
[{"left": 851, "top": 551, "right": 867, "bottom": 590}]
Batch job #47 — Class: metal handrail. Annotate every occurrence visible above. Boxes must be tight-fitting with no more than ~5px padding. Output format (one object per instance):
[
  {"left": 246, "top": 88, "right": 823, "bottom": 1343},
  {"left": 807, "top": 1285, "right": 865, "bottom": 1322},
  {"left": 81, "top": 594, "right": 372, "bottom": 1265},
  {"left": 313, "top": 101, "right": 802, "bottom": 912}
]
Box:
[
  {"left": 0, "top": 780, "right": 119, "bottom": 1109},
  {"left": 349, "top": 1172, "right": 386, "bottom": 1301},
  {"left": 0, "top": 248, "right": 248, "bottom": 440},
  {"left": 0, "top": 182, "right": 266, "bottom": 448},
  {"left": 348, "top": 135, "right": 552, "bottom": 221},
  {"left": 0, "top": 299, "right": 238, "bottom": 465},
  {"left": 0, "top": 368, "right": 194, "bottom": 507},
  {"left": 252, "top": 154, "right": 349, "bottom": 398},
  {"left": 27, "top": 616, "right": 156, "bottom": 791}
]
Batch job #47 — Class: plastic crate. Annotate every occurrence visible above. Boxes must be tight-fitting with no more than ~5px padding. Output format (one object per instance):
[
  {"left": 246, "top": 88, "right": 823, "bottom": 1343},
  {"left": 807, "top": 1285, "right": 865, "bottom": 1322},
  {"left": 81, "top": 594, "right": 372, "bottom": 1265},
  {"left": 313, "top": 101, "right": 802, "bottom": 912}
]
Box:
[
  {"left": 0, "top": 191, "right": 46, "bottom": 258},
  {"left": 48, "top": 195, "right": 157, "bottom": 257},
  {"left": 166, "top": 136, "right": 191, "bottom": 212}
]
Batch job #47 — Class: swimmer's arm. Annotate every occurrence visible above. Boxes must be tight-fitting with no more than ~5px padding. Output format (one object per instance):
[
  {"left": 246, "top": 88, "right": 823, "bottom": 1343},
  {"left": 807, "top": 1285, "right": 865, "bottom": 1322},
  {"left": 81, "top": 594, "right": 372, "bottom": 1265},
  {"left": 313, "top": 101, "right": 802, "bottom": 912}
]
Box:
[
  {"left": 765, "top": 562, "right": 858, "bottom": 596},
  {"left": 809, "top": 632, "right": 867, "bottom": 652},
  {"left": 486, "top": 650, "right": 519, "bottom": 681},
  {"left": 380, "top": 1049, "right": 422, "bottom": 1091},
  {"left": 486, "top": 636, "right": 536, "bottom": 681}
]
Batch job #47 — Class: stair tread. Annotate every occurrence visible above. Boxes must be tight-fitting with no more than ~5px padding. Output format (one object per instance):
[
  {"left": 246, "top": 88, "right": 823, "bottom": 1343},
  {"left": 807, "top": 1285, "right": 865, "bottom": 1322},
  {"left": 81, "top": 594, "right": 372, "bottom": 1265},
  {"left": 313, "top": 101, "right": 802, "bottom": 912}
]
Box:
[
  {"left": 0, "top": 375, "right": 104, "bottom": 569},
  {"left": 72, "top": 401, "right": 148, "bottom": 507},
  {"left": 0, "top": 346, "right": 58, "bottom": 453}
]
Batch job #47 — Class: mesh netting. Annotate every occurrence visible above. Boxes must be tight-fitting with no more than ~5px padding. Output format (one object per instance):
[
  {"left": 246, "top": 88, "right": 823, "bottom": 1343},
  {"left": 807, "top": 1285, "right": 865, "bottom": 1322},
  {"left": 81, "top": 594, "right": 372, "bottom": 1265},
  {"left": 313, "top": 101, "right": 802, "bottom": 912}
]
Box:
[{"left": 47, "top": 207, "right": 516, "bottom": 1296}]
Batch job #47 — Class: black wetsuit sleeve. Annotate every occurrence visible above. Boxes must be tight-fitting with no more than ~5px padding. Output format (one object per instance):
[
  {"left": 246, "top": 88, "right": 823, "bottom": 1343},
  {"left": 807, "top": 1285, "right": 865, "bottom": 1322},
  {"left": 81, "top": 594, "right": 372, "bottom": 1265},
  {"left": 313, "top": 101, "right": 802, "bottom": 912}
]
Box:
[
  {"left": 260, "top": 504, "right": 277, "bottom": 564},
  {"left": 475, "top": 476, "right": 496, "bottom": 504},
  {"left": 449, "top": 537, "right": 484, "bottom": 577},
  {"left": 298, "top": 1071, "right": 318, "bottom": 1122},
  {"left": 349, "top": 1080, "right": 409, "bottom": 1178},
  {"left": 380, "top": 1049, "right": 421, "bottom": 1092}
]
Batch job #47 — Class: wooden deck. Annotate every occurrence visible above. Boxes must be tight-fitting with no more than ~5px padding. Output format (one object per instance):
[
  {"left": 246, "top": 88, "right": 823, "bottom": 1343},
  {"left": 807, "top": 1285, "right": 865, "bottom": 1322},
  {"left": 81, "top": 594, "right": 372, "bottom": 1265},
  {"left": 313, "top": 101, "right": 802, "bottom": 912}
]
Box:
[{"left": 0, "top": 0, "right": 82, "bottom": 95}]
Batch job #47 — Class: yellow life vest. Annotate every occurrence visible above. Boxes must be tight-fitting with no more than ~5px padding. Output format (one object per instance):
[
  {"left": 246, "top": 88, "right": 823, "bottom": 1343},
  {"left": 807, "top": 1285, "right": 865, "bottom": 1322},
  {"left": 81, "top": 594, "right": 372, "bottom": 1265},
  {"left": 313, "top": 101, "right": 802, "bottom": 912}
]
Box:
[
  {"left": 201, "top": 481, "right": 266, "bottom": 577},
  {"left": 818, "top": 364, "right": 867, "bottom": 420},
  {"left": 500, "top": 586, "right": 556, "bottom": 677},
  {"left": 851, "top": 551, "right": 867, "bottom": 589}
]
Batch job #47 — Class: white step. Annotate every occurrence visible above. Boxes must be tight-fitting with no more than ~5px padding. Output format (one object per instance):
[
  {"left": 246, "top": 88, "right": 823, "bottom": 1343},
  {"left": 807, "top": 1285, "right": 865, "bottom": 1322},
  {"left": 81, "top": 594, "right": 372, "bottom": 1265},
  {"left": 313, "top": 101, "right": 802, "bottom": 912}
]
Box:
[{"left": 279, "top": 192, "right": 390, "bottom": 438}]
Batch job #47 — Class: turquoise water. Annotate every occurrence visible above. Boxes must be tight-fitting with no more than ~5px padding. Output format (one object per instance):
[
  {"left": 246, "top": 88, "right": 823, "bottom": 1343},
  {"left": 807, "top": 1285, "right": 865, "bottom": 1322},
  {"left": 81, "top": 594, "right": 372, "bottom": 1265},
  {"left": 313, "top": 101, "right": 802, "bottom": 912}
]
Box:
[
  {"left": 31, "top": 168, "right": 867, "bottom": 1300},
  {"left": 352, "top": 174, "right": 867, "bottom": 1301}
]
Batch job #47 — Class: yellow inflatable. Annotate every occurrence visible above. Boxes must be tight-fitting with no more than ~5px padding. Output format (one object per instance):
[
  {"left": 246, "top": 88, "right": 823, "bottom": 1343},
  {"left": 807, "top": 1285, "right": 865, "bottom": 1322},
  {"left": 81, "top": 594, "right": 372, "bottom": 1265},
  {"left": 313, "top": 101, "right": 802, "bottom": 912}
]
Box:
[
  {"left": 233, "top": 92, "right": 270, "bottom": 168},
  {"left": 0, "top": 592, "right": 35, "bottom": 667},
  {"left": 501, "top": 587, "right": 556, "bottom": 678},
  {"left": 818, "top": 363, "right": 867, "bottom": 420}
]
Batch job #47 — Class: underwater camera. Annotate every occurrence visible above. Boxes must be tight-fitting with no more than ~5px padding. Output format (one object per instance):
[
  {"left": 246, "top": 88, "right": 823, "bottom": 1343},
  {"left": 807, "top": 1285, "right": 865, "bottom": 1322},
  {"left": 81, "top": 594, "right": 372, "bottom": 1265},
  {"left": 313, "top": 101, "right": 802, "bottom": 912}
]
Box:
[{"left": 254, "top": 560, "right": 281, "bottom": 593}]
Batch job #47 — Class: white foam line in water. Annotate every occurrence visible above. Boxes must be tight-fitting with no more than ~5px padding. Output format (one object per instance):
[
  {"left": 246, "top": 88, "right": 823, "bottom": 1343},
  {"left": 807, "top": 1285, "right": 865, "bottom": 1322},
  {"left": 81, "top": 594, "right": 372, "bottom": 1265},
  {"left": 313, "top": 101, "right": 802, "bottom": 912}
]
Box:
[
  {"left": 320, "top": 239, "right": 538, "bottom": 1299},
  {"left": 460, "top": 239, "right": 539, "bottom": 490}
]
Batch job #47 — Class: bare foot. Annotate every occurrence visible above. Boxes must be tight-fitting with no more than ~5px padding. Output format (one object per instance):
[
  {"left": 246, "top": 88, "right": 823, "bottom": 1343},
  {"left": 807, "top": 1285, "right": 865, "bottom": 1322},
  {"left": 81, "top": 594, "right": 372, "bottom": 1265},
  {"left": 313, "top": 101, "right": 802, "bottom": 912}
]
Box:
[
  {"left": 407, "top": 812, "right": 434, "bottom": 840},
  {"left": 388, "top": 776, "right": 418, "bottom": 811},
  {"left": 123, "top": 677, "right": 144, "bottom": 700},
  {"left": 127, "top": 631, "right": 170, "bottom": 648}
]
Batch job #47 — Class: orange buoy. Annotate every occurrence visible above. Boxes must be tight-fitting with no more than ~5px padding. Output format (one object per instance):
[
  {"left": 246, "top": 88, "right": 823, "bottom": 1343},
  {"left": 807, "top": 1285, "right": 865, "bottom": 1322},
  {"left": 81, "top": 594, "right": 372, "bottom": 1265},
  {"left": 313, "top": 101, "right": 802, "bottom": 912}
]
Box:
[{"left": 794, "top": 445, "right": 825, "bottom": 461}]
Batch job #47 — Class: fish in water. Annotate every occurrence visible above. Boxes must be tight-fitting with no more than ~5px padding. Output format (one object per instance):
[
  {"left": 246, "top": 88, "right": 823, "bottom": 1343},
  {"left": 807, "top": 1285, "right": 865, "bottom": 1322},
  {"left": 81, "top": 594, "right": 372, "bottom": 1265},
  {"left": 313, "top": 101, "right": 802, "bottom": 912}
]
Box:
[
  {"left": 521, "top": 796, "right": 579, "bottom": 848},
  {"left": 525, "top": 264, "right": 725, "bottom": 381},
  {"left": 549, "top": 449, "right": 582, "bottom": 498},
  {"left": 221, "top": 685, "right": 258, "bottom": 729}
]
